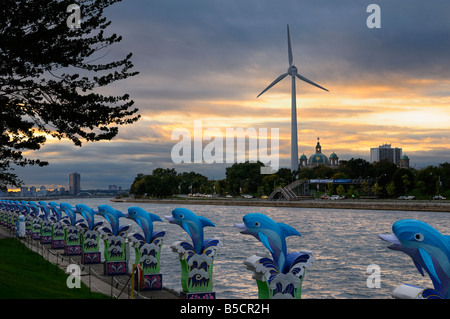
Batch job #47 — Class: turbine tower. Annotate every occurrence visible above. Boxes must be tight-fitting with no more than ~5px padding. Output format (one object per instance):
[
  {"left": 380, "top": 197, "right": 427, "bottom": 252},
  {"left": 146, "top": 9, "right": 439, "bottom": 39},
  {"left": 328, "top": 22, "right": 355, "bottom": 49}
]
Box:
[{"left": 257, "top": 25, "right": 328, "bottom": 173}]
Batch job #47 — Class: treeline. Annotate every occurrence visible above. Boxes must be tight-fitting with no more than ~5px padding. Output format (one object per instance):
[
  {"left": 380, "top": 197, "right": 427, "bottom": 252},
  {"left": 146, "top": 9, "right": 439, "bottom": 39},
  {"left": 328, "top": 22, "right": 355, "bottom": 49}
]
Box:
[
  {"left": 129, "top": 159, "right": 450, "bottom": 199},
  {"left": 298, "top": 158, "right": 450, "bottom": 199}
]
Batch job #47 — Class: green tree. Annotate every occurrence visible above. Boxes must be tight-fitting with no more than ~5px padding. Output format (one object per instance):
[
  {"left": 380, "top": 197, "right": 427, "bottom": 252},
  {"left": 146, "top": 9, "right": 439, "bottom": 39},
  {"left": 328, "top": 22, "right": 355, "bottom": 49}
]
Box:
[
  {"left": 225, "top": 161, "right": 264, "bottom": 194},
  {"left": 385, "top": 181, "right": 396, "bottom": 197},
  {"left": 327, "top": 182, "right": 335, "bottom": 196},
  {"left": 297, "top": 168, "right": 315, "bottom": 180},
  {"left": 143, "top": 175, "right": 161, "bottom": 197},
  {"left": 415, "top": 180, "right": 426, "bottom": 195},
  {"left": 371, "top": 182, "right": 382, "bottom": 197},
  {"left": 332, "top": 172, "right": 349, "bottom": 179},
  {"left": 336, "top": 185, "right": 345, "bottom": 196},
  {"left": 178, "top": 171, "right": 208, "bottom": 194},
  {"left": 261, "top": 174, "right": 280, "bottom": 195},
  {"left": 401, "top": 174, "right": 411, "bottom": 195},
  {"left": 416, "top": 166, "right": 439, "bottom": 196},
  {"left": 392, "top": 168, "right": 414, "bottom": 196},
  {"left": 276, "top": 168, "right": 295, "bottom": 183},
  {"left": 314, "top": 164, "right": 334, "bottom": 179},
  {"left": 360, "top": 180, "right": 369, "bottom": 194},
  {"left": 339, "top": 158, "right": 373, "bottom": 179},
  {"left": 347, "top": 185, "right": 358, "bottom": 198},
  {"left": 130, "top": 173, "right": 145, "bottom": 195},
  {"left": 438, "top": 162, "right": 450, "bottom": 191},
  {"left": 152, "top": 168, "right": 179, "bottom": 197},
  {"left": 1, "top": 0, "right": 139, "bottom": 191}
]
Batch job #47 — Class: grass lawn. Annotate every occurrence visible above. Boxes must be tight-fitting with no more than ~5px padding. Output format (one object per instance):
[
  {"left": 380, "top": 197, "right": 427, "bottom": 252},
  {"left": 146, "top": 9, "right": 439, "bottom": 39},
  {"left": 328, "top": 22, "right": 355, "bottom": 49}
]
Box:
[{"left": 0, "top": 237, "right": 109, "bottom": 299}]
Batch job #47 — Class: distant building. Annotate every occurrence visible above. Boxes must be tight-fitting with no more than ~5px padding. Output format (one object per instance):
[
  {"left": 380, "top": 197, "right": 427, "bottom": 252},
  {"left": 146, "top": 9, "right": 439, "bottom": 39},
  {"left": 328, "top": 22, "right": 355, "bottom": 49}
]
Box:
[
  {"left": 20, "top": 187, "right": 29, "bottom": 197},
  {"left": 370, "top": 143, "right": 402, "bottom": 165},
  {"left": 399, "top": 154, "right": 410, "bottom": 169},
  {"left": 37, "top": 186, "right": 48, "bottom": 196},
  {"left": 69, "top": 172, "right": 81, "bottom": 195},
  {"left": 299, "top": 138, "right": 339, "bottom": 169}
]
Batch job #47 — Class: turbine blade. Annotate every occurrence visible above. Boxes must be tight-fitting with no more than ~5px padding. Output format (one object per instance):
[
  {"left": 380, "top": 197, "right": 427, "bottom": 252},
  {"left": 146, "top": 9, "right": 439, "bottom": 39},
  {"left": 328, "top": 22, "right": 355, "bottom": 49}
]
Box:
[
  {"left": 287, "top": 25, "right": 293, "bottom": 67},
  {"left": 257, "top": 73, "right": 289, "bottom": 98},
  {"left": 296, "top": 73, "right": 329, "bottom": 92}
]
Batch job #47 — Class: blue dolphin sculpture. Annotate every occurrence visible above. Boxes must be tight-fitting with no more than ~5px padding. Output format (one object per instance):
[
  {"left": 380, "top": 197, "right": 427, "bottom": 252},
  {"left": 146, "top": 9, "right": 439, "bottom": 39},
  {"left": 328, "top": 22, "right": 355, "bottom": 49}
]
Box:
[
  {"left": 379, "top": 219, "right": 450, "bottom": 298},
  {"left": 48, "top": 202, "right": 62, "bottom": 221},
  {"left": 38, "top": 201, "right": 52, "bottom": 219},
  {"left": 20, "top": 201, "right": 31, "bottom": 215},
  {"left": 76, "top": 204, "right": 102, "bottom": 230},
  {"left": 28, "top": 201, "right": 40, "bottom": 217},
  {"left": 97, "top": 205, "right": 128, "bottom": 236},
  {"left": 235, "top": 213, "right": 301, "bottom": 273},
  {"left": 59, "top": 203, "right": 83, "bottom": 226},
  {"left": 165, "top": 208, "right": 215, "bottom": 254},
  {"left": 127, "top": 207, "right": 163, "bottom": 243}
]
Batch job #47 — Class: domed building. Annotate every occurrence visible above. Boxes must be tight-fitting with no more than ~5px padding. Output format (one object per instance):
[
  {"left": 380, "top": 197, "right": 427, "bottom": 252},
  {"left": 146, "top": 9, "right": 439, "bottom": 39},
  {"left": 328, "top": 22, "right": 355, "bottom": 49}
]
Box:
[
  {"left": 399, "top": 154, "right": 410, "bottom": 168},
  {"left": 299, "top": 138, "right": 339, "bottom": 169}
]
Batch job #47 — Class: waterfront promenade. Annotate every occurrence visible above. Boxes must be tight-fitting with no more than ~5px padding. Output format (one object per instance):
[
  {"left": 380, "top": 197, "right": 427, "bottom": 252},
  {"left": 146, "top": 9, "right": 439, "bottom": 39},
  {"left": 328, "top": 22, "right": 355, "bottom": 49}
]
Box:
[
  {"left": 0, "top": 226, "right": 179, "bottom": 299},
  {"left": 111, "top": 197, "right": 450, "bottom": 213}
]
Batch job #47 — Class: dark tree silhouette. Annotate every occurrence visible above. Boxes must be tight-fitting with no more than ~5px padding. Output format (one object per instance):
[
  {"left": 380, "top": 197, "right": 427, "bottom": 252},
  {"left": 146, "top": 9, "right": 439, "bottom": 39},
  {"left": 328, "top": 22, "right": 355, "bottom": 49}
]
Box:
[{"left": 1, "top": 0, "right": 140, "bottom": 190}]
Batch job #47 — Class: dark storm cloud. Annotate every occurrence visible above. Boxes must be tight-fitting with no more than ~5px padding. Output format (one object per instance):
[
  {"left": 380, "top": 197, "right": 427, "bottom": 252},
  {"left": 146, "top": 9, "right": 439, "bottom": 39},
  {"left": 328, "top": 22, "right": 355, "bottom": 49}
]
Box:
[
  {"left": 105, "top": 0, "right": 450, "bottom": 111},
  {"left": 10, "top": 1, "right": 450, "bottom": 189}
]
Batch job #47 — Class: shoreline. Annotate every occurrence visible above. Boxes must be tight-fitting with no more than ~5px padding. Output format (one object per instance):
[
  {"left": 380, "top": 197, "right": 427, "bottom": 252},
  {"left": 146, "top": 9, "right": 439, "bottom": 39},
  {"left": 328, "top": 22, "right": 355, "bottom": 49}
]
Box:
[{"left": 111, "top": 198, "right": 450, "bottom": 213}]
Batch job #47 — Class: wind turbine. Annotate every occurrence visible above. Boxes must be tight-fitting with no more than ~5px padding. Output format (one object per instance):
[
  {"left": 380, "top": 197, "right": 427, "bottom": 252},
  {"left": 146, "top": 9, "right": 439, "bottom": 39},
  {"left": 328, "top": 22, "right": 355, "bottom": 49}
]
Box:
[{"left": 257, "top": 24, "right": 328, "bottom": 173}]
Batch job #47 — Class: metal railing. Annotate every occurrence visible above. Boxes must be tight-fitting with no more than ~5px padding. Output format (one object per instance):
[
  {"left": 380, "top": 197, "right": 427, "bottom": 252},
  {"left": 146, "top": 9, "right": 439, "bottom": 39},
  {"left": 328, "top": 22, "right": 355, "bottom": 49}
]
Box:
[{"left": 4, "top": 226, "right": 149, "bottom": 299}]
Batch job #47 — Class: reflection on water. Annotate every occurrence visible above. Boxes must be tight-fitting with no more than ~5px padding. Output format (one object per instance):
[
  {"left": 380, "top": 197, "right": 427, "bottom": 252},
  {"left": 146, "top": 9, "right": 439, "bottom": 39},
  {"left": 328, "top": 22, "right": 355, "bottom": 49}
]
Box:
[{"left": 53, "top": 198, "right": 449, "bottom": 299}]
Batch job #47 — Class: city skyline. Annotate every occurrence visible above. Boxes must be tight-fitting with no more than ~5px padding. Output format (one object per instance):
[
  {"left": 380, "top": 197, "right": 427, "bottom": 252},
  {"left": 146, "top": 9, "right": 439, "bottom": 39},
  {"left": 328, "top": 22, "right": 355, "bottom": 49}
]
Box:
[{"left": 9, "top": 0, "right": 450, "bottom": 190}]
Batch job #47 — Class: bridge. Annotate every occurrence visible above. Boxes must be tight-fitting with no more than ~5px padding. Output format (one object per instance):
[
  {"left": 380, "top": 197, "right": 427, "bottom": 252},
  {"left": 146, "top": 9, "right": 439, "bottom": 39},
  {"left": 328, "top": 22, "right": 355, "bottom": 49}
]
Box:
[
  {"left": 76, "top": 192, "right": 93, "bottom": 197},
  {"left": 268, "top": 178, "right": 375, "bottom": 201}
]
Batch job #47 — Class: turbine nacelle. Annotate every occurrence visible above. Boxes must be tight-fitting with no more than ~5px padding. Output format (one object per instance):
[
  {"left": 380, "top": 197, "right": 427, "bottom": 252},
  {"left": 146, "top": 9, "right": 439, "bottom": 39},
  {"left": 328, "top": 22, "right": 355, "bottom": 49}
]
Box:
[{"left": 288, "top": 65, "right": 298, "bottom": 76}]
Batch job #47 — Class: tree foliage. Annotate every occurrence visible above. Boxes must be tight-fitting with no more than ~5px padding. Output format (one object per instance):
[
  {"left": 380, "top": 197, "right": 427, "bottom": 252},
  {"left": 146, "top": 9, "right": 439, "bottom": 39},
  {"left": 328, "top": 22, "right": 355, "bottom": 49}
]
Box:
[
  {"left": 225, "top": 161, "right": 264, "bottom": 194},
  {"left": 130, "top": 169, "right": 210, "bottom": 198},
  {"left": 1, "top": 0, "right": 139, "bottom": 190},
  {"left": 129, "top": 159, "right": 450, "bottom": 198}
]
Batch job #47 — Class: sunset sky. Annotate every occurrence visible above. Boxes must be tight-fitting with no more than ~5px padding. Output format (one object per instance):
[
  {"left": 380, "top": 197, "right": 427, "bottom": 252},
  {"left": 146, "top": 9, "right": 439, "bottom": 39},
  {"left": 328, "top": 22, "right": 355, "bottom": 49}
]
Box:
[{"left": 11, "top": 0, "right": 450, "bottom": 190}]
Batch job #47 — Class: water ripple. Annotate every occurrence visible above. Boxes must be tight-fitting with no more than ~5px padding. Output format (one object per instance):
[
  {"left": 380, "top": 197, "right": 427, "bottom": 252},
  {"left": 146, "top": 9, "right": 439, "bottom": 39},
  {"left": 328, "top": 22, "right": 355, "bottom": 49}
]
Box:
[{"left": 58, "top": 199, "right": 449, "bottom": 299}]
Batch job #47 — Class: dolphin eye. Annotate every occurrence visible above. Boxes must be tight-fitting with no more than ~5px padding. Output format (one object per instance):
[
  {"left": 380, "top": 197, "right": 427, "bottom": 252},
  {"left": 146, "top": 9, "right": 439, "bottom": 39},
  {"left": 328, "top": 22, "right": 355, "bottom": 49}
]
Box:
[
  {"left": 414, "top": 233, "right": 424, "bottom": 242},
  {"left": 254, "top": 221, "right": 260, "bottom": 227}
]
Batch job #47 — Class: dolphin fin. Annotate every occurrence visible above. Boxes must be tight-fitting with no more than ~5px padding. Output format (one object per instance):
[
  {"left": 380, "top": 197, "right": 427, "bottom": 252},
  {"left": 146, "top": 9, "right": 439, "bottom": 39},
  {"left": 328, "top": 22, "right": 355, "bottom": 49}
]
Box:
[
  {"left": 279, "top": 223, "right": 301, "bottom": 237},
  {"left": 199, "top": 216, "right": 215, "bottom": 228},
  {"left": 258, "top": 233, "right": 274, "bottom": 253},
  {"left": 149, "top": 213, "right": 163, "bottom": 222},
  {"left": 419, "top": 248, "right": 441, "bottom": 284}
]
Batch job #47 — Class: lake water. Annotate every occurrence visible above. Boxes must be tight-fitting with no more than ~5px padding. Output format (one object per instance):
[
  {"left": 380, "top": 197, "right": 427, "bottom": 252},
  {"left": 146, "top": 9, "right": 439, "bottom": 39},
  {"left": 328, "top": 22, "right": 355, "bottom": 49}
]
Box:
[{"left": 51, "top": 198, "right": 450, "bottom": 299}]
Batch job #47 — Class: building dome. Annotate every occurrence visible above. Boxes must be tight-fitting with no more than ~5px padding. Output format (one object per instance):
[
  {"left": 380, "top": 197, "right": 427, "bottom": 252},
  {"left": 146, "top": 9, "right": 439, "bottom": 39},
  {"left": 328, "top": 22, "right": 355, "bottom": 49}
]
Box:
[
  {"left": 308, "top": 153, "right": 330, "bottom": 165},
  {"left": 300, "top": 137, "right": 339, "bottom": 168},
  {"left": 329, "top": 152, "right": 338, "bottom": 159},
  {"left": 399, "top": 154, "right": 410, "bottom": 168}
]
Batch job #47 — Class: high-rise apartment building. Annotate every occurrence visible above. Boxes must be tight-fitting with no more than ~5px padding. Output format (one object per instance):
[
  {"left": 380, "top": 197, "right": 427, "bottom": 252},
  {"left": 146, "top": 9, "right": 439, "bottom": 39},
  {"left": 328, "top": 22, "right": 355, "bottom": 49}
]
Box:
[
  {"left": 69, "top": 172, "right": 81, "bottom": 195},
  {"left": 370, "top": 144, "right": 402, "bottom": 165}
]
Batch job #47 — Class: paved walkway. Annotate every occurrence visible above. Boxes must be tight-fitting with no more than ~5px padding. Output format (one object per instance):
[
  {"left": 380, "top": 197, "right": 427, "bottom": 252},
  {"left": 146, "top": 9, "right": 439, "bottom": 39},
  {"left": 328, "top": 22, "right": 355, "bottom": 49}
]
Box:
[{"left": 0, "top": 226, "right": 179, "bottom": 299}]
